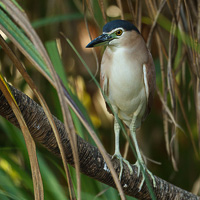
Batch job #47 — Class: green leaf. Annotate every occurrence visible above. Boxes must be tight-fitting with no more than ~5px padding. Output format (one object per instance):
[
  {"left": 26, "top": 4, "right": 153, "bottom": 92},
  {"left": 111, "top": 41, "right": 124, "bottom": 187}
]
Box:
[
  {"left": 45, "top": 40, "right": 68, "bottom": 87},
  {"left": 0, "top": 8, "right": 51, "bottom": 80},
  {"left": 32, "top": 14, "right": 83, "bottom": 29}
]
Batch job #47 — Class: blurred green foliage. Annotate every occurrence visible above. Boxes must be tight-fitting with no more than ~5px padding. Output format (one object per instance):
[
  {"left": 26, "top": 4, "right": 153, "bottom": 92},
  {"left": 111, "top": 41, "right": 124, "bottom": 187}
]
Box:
[{"left": 0, "top": 0, "right": 199, "bottom": 199}]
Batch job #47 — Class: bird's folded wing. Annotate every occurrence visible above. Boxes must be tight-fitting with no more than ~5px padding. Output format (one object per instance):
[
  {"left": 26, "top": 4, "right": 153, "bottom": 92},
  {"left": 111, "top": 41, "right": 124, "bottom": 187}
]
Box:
[
  {"left": 100, "top": 72, "right": 113, "bottom": 114},
  {"left": 142, "top": 50, "right": 156, "bottom": 121}
]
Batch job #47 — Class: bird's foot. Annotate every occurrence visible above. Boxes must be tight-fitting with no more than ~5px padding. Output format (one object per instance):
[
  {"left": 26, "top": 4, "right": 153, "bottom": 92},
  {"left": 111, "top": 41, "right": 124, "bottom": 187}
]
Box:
[
  {"left": 134, "top": 160, "right": 156, "bottom": 191},
  {"left": 112, "top": 153, "right": 133, "bottom": 181}
]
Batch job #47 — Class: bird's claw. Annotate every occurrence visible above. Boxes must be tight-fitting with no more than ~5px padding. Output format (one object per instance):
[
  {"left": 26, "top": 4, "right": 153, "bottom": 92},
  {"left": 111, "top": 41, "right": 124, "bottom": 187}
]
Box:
[
  {"left": 112, "top": 153, "right": 133, "bottom": 181},
  {"left": 134, "top": 160, "right": 156, "bottom": 191}
]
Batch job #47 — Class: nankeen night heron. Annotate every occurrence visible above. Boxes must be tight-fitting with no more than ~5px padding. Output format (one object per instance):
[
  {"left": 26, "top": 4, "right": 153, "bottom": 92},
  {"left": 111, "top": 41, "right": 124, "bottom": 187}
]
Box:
[{"left": 86, "top": 20, "right": 156, "bottom": 190}]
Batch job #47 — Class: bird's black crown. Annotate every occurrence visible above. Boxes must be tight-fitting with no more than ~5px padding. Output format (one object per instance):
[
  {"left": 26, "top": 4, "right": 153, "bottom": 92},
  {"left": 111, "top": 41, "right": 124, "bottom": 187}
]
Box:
[{"left": 103, "top": 20, "right": 140, "bottom": 34}]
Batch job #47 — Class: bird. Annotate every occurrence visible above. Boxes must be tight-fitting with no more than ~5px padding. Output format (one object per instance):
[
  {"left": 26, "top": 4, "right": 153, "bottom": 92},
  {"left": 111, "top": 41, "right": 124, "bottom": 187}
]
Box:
[{"left": 86, "top": 19, "right": 156, "bottom": 190}]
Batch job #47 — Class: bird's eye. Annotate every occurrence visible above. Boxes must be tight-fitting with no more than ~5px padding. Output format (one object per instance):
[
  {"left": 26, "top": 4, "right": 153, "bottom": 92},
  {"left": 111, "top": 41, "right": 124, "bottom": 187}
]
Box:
[{"left": 116, "top": 29, "right": 123, "bottom": 36}]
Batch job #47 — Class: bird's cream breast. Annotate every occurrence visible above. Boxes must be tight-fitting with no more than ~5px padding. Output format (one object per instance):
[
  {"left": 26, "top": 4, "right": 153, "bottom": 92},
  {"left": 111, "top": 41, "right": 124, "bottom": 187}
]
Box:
[{"left": 101, "top": 47, "right": 147, "bottom": 119}]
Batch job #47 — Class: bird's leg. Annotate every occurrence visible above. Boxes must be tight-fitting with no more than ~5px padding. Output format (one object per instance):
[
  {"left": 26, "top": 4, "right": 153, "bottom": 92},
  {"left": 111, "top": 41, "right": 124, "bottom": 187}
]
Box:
[
  {"left": 112, "top": 106, "right": 133, "bottom": 180},
  {"left": 130, "top": 108, "right": 156, "bottom": 190}
]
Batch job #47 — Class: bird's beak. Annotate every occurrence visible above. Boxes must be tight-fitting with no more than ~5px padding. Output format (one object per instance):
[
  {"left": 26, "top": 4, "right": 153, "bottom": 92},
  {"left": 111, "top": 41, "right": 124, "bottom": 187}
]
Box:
[{"left": 86, "top": 34, "right": 113, "bottom": 48}]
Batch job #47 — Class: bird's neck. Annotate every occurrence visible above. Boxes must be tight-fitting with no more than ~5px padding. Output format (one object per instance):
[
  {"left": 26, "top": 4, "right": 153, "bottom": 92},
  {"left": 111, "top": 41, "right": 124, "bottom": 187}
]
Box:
[{"left": 107, "top": 36, "right": 148, "bottom": 63}]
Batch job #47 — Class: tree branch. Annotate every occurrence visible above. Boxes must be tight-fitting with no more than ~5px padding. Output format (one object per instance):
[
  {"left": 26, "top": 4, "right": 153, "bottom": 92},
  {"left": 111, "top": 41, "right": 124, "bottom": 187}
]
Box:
[{"left": 0, "top": 85, "right": 199, "bottom": 200}]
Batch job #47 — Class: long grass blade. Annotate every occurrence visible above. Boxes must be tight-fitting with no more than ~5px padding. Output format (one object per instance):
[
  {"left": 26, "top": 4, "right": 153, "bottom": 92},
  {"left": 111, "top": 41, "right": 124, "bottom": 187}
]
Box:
[
  {"left": 0, "top": 75, "right": 44, "bottom": 200},
  {"left": 156, "top": 34, "right": 170, "bottom": 155},
  {"left": 98, "top": 0, "right": 107, "bottom": 23},
  {"left": 196, "top": 0, "right": 200, "bottom": 150},
  {"left": 126, "top": 0, "right": 135, "bottom": 23},
  {"left": 167, "top": 18, "right": 178, "bottom": 171},
  {"left": 157, "top": 90, "right": 184, "bottom": 133},
  {"left": 116, "top": 0, "right": 124, "bottom": 20},
  {"left": 0, "top": 2, "right": 77, "bottom": 199},
  {"left": 0, "top": 34, "right": 78, "bottom": 199},
  {"left": 83, "top": 2, "right": 99, "bottom": 80},
  {"left": 32, "top": 13, "right": 83, "bottom": 29},
  {"left": 146, "top": 0, "right": 166, "bottom": 48},
  {"left": 46, "top": 40, "right": 81, "bottom": 199}
]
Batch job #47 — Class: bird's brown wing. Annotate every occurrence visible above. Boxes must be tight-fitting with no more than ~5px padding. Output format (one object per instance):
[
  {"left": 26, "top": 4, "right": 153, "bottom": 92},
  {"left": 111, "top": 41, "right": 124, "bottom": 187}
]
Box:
[
  {"left": 100, "top": 70, "right": 112, "bottom": 114},
  {"left": 142, "top": 49, "right": 156, "bottom": 121}
]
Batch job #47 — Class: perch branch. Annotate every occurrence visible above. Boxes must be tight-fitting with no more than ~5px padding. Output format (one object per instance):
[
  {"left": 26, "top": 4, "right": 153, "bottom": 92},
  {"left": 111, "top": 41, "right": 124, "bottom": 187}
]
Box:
[{"left": 0, "top": 85, "right": 199, "bottom": 200}]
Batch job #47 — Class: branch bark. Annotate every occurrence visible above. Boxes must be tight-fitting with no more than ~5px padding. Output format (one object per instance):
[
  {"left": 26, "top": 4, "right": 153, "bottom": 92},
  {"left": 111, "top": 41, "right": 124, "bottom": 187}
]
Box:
[{"left": 0, "top": 85, "right": 199, "bottom": 200}]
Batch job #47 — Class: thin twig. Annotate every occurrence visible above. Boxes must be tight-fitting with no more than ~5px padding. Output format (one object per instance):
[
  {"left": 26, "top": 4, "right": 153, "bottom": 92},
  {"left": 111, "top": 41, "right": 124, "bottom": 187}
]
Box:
[{"left": 147, "top": 0, "right": 167, "bottom": 48}]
